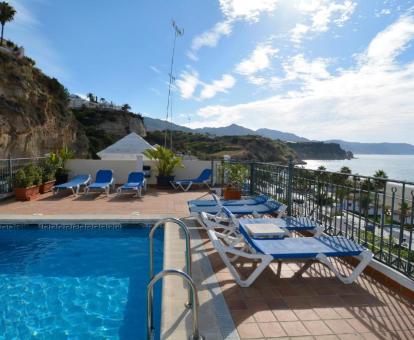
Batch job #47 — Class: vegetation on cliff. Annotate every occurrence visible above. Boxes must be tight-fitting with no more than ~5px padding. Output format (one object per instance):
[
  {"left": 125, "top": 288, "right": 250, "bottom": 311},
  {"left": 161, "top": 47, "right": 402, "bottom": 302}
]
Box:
[
  {"left": 145, "top": 131, "right": 299, "bottom": 163},
  {"left": 72, "top": 107, "right": 145, "bottom": 158}
]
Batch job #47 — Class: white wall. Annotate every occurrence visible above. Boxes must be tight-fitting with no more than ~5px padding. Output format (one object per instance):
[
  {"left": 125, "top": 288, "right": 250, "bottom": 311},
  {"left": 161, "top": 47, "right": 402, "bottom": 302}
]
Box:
[{"left": 66, "top": 159, "right": 214, "bottom": 185}]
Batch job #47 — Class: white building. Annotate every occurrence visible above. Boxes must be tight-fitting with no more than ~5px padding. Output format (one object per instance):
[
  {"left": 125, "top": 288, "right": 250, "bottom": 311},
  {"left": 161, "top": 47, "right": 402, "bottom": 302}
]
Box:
[
  {"left": 97, "top": 132, "right": 155, "bottom": 161},
  {"left": 69, "top": 94, "right": 122, "bottom": 110}
]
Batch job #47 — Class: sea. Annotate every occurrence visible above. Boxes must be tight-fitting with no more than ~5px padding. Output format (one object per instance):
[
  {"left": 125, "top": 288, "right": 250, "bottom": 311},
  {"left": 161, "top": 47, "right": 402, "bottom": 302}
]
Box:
[{"left": 304, "top": 154, "right": 414, "bottom": 183}]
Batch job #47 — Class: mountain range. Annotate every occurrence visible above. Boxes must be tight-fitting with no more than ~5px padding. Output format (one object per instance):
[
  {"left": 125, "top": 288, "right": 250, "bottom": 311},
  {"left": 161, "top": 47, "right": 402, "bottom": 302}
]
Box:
[{"left": 143, "top": 116, "right": 414, "bottom": 155}]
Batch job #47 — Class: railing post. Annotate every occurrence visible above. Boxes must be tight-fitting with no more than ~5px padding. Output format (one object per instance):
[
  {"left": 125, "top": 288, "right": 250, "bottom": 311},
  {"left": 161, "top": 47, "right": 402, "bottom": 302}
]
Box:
[
  {"left": 249, "top": 162, "right": 255, "bottom": 195},
  {"left": 287, "top": 158, "right": 294, "bottom": 216},
  {"left": 7, "top": 154, "right": 13, "bottom": 193},
  {"left": 210, "top": 159, "right": 214, "bottom": 187}
]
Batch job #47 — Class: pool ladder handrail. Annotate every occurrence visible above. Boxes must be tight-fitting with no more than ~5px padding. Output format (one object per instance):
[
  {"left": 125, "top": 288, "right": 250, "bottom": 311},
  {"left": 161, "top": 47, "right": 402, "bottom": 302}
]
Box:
[
  {"left": 147, "top": 269, "right": 204, "bottom": 340},
  {"left": 149, "top": 217, "right": 193, "bottom": 306}
]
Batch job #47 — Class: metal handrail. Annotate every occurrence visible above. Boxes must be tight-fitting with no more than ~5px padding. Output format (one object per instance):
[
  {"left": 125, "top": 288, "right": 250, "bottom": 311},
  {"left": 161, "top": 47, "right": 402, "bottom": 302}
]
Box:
[
  {"left": 146, "top": 269, "right": 204, "bottom": 340},
  {"left": 149, "top": 217, "right": 192, "bottom": 307}
]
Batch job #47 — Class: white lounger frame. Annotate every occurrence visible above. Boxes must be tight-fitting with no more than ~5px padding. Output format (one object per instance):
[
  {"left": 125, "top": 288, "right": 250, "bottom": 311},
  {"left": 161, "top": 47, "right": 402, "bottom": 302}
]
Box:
[
  {"left": 207, "top": 229, "right": 373, "bottom": 287},
  {"left": 85, "top": 177, "right": 115, "bottom": 197},
  {"left": 53, "top": 175, "right": 91, "bottom": 196},
  {"left": 171, "top": 179, "right": 211, "bottom": 192},
  {"left": 116, "top": 179, "right": 146, "bottom": 197}
]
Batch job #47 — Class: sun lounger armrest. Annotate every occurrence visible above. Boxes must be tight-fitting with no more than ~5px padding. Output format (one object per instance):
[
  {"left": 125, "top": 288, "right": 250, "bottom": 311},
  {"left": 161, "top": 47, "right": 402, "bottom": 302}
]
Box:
[{"left": 316, "top": 250, "right": 373, "bottom": 284}]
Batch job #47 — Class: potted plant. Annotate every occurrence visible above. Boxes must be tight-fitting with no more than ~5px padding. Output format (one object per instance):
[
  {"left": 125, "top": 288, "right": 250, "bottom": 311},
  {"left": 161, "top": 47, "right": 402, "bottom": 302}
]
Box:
[
  {"left": 144, "top": 145, "right": 183, "bottom": 188},
  {"left": 54, "top": 147, "right": 74, "bottom": 184},
  {"left": 13, "top": 164, "right": 41, "bottom": 201},
  {"left": 39, "top": 157, "right": 57, "bottom": 194},
  {"left": 221, "top": 163, "right": 249, "bottom": 200}
]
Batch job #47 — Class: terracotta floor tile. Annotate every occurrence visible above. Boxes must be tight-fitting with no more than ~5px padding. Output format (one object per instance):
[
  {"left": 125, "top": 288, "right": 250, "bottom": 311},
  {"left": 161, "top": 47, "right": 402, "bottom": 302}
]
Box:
[
  {"left": 325, "top": 319, "right": 357, "bottom": 334},
  {"left": 237, "top": 323, "right": 264, "bottom": 339},
  {"left": 314, "top": 307, "right": 342, "bottom": 320},
  {"left": 346, "top": 318, "right": 372, "bottom": 333},
  {"left": 303, "top": 320, "right": 334, "bottom": 335},
  {"left": 294, "top": 308, "right": 321, "bottom": 321},
  {"left": 231, "top": 310, "right": 256, "bottom": 324},
  {"left": 253, "top": 309, "right": 276, "bottom": 323},
  {"left": 273, "top": 309, "right": 298, "bottom": 322},
  {"left": 258, "top": 322, "right": 287, "bottom": 338},
  {"left": 280, "top": 321, "right": 311, "bottom": 337}
]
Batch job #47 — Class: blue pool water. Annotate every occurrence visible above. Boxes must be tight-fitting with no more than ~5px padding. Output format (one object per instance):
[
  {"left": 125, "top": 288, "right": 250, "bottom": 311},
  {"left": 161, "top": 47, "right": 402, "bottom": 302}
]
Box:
[{"left": 0, "top": 225, "right": 164, "bottom": 339}]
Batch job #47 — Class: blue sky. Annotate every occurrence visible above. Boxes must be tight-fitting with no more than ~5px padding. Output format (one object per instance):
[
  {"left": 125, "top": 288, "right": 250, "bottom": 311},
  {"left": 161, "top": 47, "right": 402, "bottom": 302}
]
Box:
[{"left": 6, "top": 0, "right": 414, "bottom": 143}]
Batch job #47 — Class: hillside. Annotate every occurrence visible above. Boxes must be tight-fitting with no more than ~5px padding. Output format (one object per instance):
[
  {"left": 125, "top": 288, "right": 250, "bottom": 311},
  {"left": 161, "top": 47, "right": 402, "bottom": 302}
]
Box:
[
  {"left": 326, "top": 140, "right": 414, "bottom": 155},
  {"left": 144, "top": 116, "right": 414, "bottom": 154},
  {"left": 72, "top": 108, "right": 146, "bottom": 158},
  {"left": 144, "top": 117, "right": 306, "bottom": 142},
  {"left": 0, "top": 50, "right": 89, "bottom": 157},
  {"left": 287, "top": 142, "right": 353, "bottom": 160},
  {"left": 145, "top": 131, "right": 299, "bottom": 163}
]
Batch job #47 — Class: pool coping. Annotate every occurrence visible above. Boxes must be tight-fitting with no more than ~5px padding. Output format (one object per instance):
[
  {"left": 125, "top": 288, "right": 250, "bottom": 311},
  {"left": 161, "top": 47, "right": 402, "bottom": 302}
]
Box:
[{"left": 162, "top": 219, "right": 239, "bottom": 340}]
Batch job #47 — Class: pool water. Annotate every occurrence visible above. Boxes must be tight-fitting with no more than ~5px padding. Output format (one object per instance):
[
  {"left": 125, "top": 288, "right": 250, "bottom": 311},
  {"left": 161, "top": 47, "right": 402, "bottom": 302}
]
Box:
[{"left": 0, "top": 226, "right": 164, "bottom": 339}]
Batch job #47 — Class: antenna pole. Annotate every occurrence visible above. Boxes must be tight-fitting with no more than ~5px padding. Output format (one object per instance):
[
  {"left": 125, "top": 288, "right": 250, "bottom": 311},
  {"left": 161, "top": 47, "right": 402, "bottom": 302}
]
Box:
[{"left": 164, "top": 20, "right": 183, "bottom": 148}]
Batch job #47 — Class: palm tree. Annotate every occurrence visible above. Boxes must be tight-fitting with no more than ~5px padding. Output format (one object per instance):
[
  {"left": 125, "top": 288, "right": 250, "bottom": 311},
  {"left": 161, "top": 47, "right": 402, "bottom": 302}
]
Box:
[
  {"left": 399, "top": 202, "right": 411, "bottom": 225},
  {"left": 0, "top": 2, "right": 16, "bottom": 46},
  {"left": 360, "top": 193, "right": 372, "bottom": 216},
  {"left": 374, "top": 169, "right": 388, "bottom": 191},
  {"left": 86, "top": 93, "right": 95, "bottom": 102},
  {"left": 121, "top": 103, "right": 131, "bottom": 111}
]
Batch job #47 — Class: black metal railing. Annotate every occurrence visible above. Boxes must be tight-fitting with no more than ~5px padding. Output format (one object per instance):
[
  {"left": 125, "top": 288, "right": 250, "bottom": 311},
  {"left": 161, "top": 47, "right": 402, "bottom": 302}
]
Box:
[
  {"left": 0, "top": 156, "right": 45, "bottom": 197},
  {"left": 218, "top": 159, "right": 414, "bottom": 279}
]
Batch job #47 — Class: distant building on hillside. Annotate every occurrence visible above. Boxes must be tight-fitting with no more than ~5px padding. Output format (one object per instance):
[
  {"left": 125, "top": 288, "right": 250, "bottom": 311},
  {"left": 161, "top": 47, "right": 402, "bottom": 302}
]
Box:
[{"left": 69, "top": 94, "right": 122, "bottom": 110}]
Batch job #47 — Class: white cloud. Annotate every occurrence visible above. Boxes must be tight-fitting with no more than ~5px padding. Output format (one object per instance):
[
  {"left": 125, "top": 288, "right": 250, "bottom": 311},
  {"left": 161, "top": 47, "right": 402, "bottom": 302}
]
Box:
[
  {"left": 365, "top": 15, "right": 414, "bottom": 67},
  {"left": 235, "top": 44, "right": 278, "bottom": 77},
  {"left": 176, "top": 70, "right": 236, "bottom": 101},
  {"left": 283, "top": 54, "right": 331, "bottom": 81},
  {"left": 189, "top": 20, "right": 233, "bottom": 59},
  {"left": 199, "top": 74, "right": 236, "bottom": 100},
  {"left": 189, "top": 0, "right": 278, "bottom": 58},
  {"left": 150, "top": 66, "right": 161, "bottom": 74},
  {"left": 186, "top": 15, "right": 414, "bottom": 143},
  {"left": 290, "top": 0, "right": 357, "bottom": 44},
  {"left": 176, "top": 70, "right": 200, "bottom": 99},
  {"left": 219, "top": 0, "right": 278, "bottom": 22}
]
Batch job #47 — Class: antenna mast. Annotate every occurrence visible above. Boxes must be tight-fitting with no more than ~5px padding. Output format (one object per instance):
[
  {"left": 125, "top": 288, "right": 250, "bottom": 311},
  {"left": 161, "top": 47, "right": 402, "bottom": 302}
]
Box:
[{"left": 164, "top": 20, "right": 184, "bottom": 149}]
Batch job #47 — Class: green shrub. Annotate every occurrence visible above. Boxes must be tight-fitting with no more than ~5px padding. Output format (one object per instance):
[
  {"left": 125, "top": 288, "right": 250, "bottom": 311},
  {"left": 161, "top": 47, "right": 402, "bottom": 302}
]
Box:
[
  {"left": 39, "top": 158, "right": 57, "bottom": 183},
  {"left": 13, "top": 169, "right": 33, "bottom": 188},
  {"left": 24, "top": 164, "right": 42, "bottom": 186}
]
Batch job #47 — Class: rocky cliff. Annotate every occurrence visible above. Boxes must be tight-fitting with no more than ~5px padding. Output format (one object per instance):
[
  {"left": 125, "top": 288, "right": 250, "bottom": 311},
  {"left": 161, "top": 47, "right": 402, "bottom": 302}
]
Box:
[
  {"left": 0, "top": 51, "right": 89, "bottom": 157},
  {"left": 0, "top": 49, "right": 145, "bottom": 158},
  {"left": 72, "top": 107, "right": 146, "bottom": 158}
]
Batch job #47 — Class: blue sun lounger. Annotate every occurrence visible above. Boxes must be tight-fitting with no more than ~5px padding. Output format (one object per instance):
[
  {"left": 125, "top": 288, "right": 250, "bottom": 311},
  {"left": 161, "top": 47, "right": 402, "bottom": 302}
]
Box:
[
  {"left": 189, "top": 199, "right": 286, "bottom": 216},
  {"left": 85, "top": 170, "right": 114, "bottom": 196},
  {"left": 52, "top": 174, "right": 91, "bottom": 195},
  {"left": 199, "top": 206, "right": 320, "bottom": 247},
  {"left": 171, "top": 168, "right": 212, "bottom": 191},
  {"left": 189, "top": 193, "right": 269, "bottom": 207},
  {"left": 208, "top": 228, "right": 372, "bottom": 287},
  {"left": 117, "top": 172, "right": 145, "bottom": 197}
]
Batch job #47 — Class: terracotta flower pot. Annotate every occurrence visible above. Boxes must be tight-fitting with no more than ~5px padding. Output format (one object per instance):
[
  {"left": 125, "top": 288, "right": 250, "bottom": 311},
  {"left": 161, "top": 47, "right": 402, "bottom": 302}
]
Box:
[
  {"left": 223, "top": 187, "right": 241, "bottom": 200},
  {"left": 40, "top": 180, "right": 56, "bottom": 194},
  {"left": 14, "top": 185, "right": 40, "bottom": 201}
]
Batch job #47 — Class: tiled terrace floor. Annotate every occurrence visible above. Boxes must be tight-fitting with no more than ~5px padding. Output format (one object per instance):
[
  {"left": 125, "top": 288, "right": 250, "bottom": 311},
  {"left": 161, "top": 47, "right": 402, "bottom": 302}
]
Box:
[
  {"left": 0, "top": 187, "right": 209, "bottom": 217},
  {"left": 197, "top": 228, "right": 414, "bottom": 340}
]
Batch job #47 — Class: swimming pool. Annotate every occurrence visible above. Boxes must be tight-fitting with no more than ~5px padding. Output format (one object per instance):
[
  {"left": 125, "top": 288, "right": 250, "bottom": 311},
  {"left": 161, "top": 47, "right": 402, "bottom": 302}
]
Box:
[{"left": 0, "top": 224, "right": 164, "bottom": 339}]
